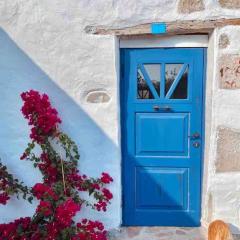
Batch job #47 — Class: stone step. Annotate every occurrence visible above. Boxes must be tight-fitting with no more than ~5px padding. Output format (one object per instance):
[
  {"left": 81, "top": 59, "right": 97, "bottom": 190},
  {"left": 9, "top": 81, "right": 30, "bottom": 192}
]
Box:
[{"left": 108, "top": 227, "right": 207, "bottom": 240}]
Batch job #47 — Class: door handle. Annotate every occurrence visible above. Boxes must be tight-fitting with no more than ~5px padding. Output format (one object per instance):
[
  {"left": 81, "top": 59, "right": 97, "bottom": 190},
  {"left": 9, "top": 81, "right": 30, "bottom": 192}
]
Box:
[
  {"left": 153, "top": 105, "right": 160, "bottom": 111},
  {"left": 153, "top": 105, "right": 171, "bottom": 111},
  {"left": 188, "top": 132, "right": 200, "bottom": 139}
]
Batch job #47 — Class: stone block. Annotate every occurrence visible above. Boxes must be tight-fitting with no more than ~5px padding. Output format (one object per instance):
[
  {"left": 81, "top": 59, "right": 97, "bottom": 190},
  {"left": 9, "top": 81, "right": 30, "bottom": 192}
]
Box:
[
  {"left": 219, "top": 54, "right": 240, "bottom": 89},
  {"left": 216, "top": 126, "right": 240, "bottom": 172},
  {"left": 219, "top": 33, "right": 230, "bottom": 49},
  {"left": 126, "top": 227, "right": 142, "bottom": 237},
  {"left": 219, "top": 0, "right": 240, "bottom": 9},
  {"left": 85, "top": 90, "right": 110, "bottom": 103},
  {"left": 178, "top": 0, "right": 205, "bottom": 14}
]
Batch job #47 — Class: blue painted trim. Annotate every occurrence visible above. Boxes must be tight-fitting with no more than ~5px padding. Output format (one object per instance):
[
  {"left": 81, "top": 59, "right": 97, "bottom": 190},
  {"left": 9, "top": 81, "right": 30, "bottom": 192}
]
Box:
[
  {"left": 120, "top": 49, "right": 129, "bottom": 226},
  {"left": 151, "top": 23, "right": 167, "bottom": 34},
  {"left": 200, "top": 48, "right": 207, "bottom": 221},
  {"left": 160, "top": 63, "right": 165, "bottom": 99}
]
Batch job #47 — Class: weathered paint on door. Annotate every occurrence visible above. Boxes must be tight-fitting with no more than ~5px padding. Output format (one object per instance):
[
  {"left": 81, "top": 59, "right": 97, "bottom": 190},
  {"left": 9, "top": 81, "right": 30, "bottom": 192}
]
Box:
[{"left": 120, "top": 48, "right": 206, "bottom": 226}]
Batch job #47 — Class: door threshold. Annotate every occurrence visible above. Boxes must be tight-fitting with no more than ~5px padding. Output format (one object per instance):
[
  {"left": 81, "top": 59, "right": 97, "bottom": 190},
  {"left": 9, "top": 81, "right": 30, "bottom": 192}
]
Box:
[{"left": 108, "top": 226, "right": 207, "bottom": 240}]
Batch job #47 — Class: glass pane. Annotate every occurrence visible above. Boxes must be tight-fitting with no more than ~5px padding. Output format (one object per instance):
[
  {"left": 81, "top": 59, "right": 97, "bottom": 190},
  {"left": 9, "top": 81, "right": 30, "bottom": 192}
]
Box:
[
  {"left": 165, "top": 64, "right": 183, "bottom": 96},
  {"left": 170, "top": 66, "right": 188, "bottom": 99},
  {"left": 144, "top": 64, "right": 161, "bottom": 96},
  {"left": 137, "top": 69, "right": 154, "bottom": 99}
]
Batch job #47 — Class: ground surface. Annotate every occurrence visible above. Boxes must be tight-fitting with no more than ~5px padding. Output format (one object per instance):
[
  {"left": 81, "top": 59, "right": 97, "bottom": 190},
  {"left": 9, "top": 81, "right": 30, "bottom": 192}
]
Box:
[
  {"left": 108, "top": 227, "right": 208, "bottom": 240},
  {"left": 109, "top": 227, "right": 240, "bottom": 240}
]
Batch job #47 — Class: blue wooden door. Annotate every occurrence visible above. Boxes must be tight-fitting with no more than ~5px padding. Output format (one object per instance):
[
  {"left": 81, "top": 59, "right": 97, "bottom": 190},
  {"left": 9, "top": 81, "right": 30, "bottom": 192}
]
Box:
[{"left": 121, "top": 48, "right": 206, "bottom": 226}]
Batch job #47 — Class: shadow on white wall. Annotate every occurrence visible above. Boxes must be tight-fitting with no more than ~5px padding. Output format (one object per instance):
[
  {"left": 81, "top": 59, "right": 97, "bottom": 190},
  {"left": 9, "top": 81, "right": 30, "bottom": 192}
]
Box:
[{"left": 0, "top": 28, "right": 120, "bottom": 229}]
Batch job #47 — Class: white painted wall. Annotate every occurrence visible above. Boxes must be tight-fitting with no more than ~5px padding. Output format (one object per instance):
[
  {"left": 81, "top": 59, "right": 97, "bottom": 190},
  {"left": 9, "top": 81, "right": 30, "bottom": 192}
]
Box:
[{"left": 0, "top": 0, "right": 239, "bottom": 231}]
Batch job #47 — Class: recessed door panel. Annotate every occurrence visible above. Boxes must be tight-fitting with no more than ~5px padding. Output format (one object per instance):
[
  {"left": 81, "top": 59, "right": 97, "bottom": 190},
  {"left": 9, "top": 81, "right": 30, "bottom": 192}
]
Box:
[
  {"left": 136, "top": 113, "right": 189, "bottom": 156},
  {"left": 136, "top": 167, "right": 188, "bottom": 210}
]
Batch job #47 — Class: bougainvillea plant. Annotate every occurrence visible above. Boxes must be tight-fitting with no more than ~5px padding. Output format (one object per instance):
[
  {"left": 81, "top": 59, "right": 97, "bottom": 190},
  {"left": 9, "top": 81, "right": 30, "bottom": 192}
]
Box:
[
  {"left": 0, "top": 161, "right": 32, "bottom": 205},
  {"left": 0, "top": 90, "right": 113, "bottom": 240}
]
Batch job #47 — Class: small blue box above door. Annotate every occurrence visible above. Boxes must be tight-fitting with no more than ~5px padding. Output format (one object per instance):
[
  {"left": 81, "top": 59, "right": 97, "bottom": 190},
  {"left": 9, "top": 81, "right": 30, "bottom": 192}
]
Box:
[{"left": 151, "top": 23, "right": 167, "bottom": 34}]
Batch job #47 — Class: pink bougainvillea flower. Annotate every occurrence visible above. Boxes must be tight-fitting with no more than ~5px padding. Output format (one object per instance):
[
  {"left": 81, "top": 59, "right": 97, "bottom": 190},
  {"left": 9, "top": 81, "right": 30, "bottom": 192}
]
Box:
[{"left": 0, "top": 192, "right": 10, "bottom": 205}]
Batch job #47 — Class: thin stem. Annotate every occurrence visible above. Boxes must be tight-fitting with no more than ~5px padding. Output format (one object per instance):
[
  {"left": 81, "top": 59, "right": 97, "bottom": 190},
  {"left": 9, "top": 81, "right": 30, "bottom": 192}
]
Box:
[{"left": 60, "top": 154, "right": 66, "bottom": 195}]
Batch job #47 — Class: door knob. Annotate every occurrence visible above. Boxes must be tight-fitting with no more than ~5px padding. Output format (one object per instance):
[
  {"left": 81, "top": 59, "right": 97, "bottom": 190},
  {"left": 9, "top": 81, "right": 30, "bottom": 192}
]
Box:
[{"left": 188, "top": 132, "right": 200, "bottom": 139}]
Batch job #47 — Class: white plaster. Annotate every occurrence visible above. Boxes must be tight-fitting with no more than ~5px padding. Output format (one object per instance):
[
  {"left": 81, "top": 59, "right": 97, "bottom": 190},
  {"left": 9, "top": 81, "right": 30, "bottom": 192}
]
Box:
[
  {"left": 201, "top": 30, "right": 217, "bottom": 228},
  {"left": 0, "top": 0, "right": 239, "bottom": 231},
  {"left": 120, "top": 35, "right": 209, "bottom": 48}
]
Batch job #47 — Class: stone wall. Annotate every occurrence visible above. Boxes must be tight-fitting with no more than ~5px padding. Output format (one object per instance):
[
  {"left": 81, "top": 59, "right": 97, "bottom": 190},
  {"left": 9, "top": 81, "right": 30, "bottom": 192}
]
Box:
[
  {"left": 0, "top": 0, "right": 239, "bottom": 232},
  {"left": 201, "top": 25, "right": 240, "bottom": 233}
]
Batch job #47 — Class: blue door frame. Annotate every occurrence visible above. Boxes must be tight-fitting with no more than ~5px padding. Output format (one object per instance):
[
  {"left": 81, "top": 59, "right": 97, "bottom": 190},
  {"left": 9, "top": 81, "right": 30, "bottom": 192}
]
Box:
[{"left": 120, "top": 48, "right": 206, "bottom": 226}]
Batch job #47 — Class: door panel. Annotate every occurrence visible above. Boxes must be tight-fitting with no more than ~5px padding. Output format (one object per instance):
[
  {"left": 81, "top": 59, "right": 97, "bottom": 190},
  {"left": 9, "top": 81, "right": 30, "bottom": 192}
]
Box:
[
  {"left": 121, "top": 48, "right": 205, "bottom": 226},
  {"left": 136, "top": 167, "right": 188, "bottom": 210},
  {"left": 136, "top": 113, "right": 189, "bottom": 156}
]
